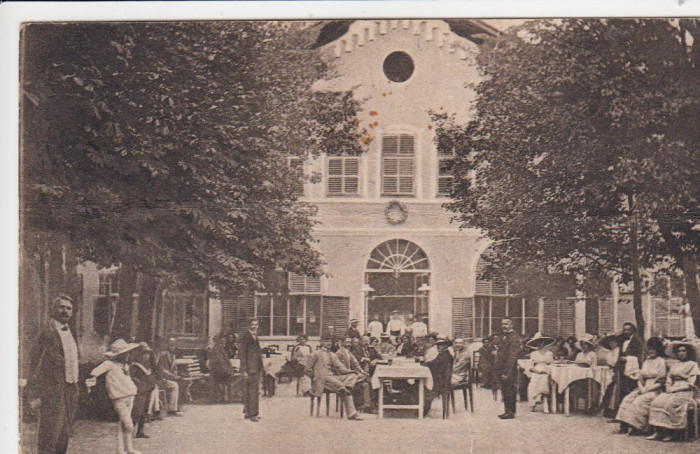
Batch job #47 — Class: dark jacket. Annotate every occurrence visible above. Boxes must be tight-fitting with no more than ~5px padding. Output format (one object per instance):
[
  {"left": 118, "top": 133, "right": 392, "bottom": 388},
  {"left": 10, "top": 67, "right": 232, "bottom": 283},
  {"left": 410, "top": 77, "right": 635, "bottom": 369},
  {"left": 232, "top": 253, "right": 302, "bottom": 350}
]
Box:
[
  {"left": 347, "top": 327, "right": 362, "bottom": 340},
  {"left": 238, "top": 331, "right": 263, "bottom": 374},
  {"left": 425, "top": 349, "right": 453, "bottom": 394},
  {"left": 26, "top": 323, "right": 75, "bottom": 401},
  {"left": 494, "top": 330, "right": 521, "bottom": 382},
  {"left": 615, "top": 334, "right": 644, "bottom": 372},
  {"left": 397, "top": 342, "right": 417, "bottom": 358},
  {"left": 210, "top": 344, "right": 235, "bottom": 376}
]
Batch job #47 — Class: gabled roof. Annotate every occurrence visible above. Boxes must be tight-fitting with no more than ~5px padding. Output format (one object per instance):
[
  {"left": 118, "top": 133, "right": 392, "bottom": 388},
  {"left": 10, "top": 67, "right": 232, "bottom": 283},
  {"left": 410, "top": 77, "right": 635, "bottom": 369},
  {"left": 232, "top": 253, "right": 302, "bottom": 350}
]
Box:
[{"left": 311, "top": 19, "right": 498, "bottom": 49}]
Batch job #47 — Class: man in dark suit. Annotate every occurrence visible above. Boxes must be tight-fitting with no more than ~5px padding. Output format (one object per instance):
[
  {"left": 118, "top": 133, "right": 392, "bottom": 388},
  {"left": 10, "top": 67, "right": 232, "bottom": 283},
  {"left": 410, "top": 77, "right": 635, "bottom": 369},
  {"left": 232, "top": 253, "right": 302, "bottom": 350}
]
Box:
[
  {"left": 423, "top": 338, "right": 453, "bottom": 417},
  {"left": 493, "top": 318, "right": 521, "bottom": 419},
  {"left": 26, "top": 294, "right": 80, "bottom": 454},
  {"left": 239, "top": 318, "right": 263, "bottom": 422},
  {"left": 604, "top": 322, "right": 644, "bottom": 420}
]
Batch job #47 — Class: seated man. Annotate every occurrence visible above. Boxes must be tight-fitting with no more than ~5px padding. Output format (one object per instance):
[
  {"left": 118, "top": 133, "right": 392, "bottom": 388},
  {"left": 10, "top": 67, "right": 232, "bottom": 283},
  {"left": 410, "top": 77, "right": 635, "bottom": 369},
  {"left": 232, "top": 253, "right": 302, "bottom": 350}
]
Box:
[
  {"left": 451, "top": 338, "right": 471, "bottom": 385},
  {"left": 155, "top": 344, "right": 182, "bottom": 416},
  {"left": 378, "top": 334, "right": 397, "bottom": 357},
  {"left": 209, "top": 334, "right": 236, "bottom": 402},
  {"left": 336, "top": 336, "right": 371, "bottom": 411},
  {"left": 305, "top": 334, "right": 363, "bottom": 420}
]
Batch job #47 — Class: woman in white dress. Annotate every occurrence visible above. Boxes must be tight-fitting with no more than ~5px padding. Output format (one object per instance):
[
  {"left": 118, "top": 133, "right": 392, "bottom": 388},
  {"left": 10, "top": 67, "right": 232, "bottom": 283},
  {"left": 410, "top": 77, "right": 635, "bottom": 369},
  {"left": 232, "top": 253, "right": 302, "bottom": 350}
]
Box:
[
  {"left": 615, "top": 338, "right": 667, "bottom": 435},
  {"left": 525, "top": 333, "right": 555, "bottom": 412},
  {"left": 647, "top": 342, "right": 700, "bottom": 442}
]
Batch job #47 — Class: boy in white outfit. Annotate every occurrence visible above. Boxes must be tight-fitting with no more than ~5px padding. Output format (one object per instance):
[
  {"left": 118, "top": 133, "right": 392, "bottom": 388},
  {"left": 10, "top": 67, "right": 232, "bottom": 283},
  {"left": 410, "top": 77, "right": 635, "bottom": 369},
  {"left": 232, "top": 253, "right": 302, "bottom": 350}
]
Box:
[{"left": 86, "top": 339, "right": 142, "bottom": 454}]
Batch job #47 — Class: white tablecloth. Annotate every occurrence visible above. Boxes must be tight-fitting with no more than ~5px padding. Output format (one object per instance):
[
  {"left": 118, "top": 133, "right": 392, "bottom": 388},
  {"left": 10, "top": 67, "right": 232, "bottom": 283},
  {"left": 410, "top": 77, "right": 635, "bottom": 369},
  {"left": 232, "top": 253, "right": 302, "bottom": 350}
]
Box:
[
  {"left": 550, "top": 364, "right": 613, "bottom": 391},
  {"left": 371, "top": 364, "right": 434, "bottom": 390},
  {"left": 263, "top": 354, "right": 289, "bottom": 377}
]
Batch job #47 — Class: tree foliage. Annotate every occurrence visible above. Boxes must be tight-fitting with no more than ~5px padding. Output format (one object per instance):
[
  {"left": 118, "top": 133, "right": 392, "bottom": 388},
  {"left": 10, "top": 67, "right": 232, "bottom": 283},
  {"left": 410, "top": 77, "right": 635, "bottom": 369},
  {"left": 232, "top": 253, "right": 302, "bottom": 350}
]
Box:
[
  {"left": 436, "top": 19, "right": 699, "bottom": 335},
  {"left": 21, "top": 21, "right": 366, "bottom": 295}
]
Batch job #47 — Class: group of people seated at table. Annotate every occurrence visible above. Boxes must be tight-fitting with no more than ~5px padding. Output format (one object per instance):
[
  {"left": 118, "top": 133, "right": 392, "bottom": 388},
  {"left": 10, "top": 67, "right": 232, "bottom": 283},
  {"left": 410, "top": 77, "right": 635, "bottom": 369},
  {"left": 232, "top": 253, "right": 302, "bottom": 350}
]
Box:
[
  {"left": 284, "top": 312, "right": 477, "bottom": 418},
  {"left": 517, "top": 323, "right": 700, "bottom": 442}
]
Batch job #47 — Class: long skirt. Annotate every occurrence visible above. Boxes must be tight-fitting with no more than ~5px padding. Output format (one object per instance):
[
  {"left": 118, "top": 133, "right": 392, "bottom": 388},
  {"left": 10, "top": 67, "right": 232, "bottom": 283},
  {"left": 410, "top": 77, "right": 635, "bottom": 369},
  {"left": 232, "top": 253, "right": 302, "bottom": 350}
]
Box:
[
  {"left": 649, "top": 391, "right": 694, "bottom": 430},
  {"left": 527, "top": 372, "right": 550, "bottom": 406},
  {"left": 616, "top": 390, "right": 659, "bottom": 431}
]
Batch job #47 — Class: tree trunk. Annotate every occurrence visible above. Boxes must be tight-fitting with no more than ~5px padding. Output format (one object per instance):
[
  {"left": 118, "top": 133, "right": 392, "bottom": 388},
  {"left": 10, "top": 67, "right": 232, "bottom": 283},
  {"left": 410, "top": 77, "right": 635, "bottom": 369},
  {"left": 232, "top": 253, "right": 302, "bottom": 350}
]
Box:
[
  {"left": 682, "top": 254, "right": 700, "bottom": 338},
  {"left": 628, "top": 195, "right": 645, "bottom": 337}
]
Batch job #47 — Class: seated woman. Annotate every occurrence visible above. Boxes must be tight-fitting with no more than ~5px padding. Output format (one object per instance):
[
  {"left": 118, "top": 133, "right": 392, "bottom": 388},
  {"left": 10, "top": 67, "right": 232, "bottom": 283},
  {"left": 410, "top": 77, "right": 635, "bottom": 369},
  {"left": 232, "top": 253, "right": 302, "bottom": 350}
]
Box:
[
  {"left": 647, "top": 342, "right": 700, "bottom": 442},
  {"left": 568, "top": 334, "right": 598, "bottom": 412},
  {"left": 574, "top": 334, "right": 597, "bottom": 367},
  {"left": 525, "top": 333, "right": 555, "bottom": 412},
  {"left": 396, "top": 334, "right": 416, "bottom": 357},
  {"left": 565, "top": 336, "right": 581, "bottom": 362},
  {"left": 615, "top": 337, "right": 667, "bottom": 435}
]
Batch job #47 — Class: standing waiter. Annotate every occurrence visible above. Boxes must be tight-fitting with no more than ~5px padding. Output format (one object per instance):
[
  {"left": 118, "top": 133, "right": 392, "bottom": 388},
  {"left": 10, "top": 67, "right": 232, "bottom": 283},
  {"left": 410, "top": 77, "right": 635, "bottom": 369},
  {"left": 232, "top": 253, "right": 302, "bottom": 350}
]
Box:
[
  {"left": 26, "top": 294, "right": 80, "bottom": 453},
  {"left": 239, "top": 318, "right": 263, "bottom": 422},
  {"left": 494, "top": 318, "right": 521, "bottom": 420}
]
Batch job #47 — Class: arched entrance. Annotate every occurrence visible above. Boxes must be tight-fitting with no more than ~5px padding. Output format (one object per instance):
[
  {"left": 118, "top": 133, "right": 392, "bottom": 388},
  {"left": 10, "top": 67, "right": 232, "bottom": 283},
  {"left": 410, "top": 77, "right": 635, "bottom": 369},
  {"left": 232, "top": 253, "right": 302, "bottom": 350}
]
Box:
[{"left": 365, "top": 239, "right": 430, "bottom": 324}]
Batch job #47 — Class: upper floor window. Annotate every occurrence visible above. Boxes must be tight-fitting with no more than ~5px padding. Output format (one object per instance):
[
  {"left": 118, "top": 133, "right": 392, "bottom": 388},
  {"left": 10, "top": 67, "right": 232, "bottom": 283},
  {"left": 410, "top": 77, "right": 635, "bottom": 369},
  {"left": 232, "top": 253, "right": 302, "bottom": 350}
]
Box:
[
  {"left": 327, "top": 157, "right": 359, "bottom": 196},
  {"left": 381, "top": 134, "right": 415, "bottom": 197},
  {"left": 437, "top": 148, "right": 455, "bottom": 196},
  {"left": 287, "top": 157, "right": 304, "bottom": 196}
]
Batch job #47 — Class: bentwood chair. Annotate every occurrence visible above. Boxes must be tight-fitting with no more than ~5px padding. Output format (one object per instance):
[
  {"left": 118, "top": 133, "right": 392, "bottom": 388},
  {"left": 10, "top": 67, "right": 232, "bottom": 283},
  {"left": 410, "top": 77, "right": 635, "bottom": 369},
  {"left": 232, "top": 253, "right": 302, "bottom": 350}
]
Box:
[{"left": 309, "top": 389, "right": 344, "bottom": 418}]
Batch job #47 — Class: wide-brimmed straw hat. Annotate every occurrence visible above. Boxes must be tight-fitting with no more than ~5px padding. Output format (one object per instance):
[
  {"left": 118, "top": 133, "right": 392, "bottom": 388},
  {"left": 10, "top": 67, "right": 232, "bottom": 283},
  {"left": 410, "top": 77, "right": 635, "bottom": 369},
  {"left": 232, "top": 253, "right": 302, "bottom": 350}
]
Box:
[
  {"left": 597, "top": 334, "right": 620, "bottom": 350},
  {"left": 574, "top": 333, "right": 596, "bottom": 351},
  {"left": 350, "top": 317, "right": 359, "bottom": 323},
  {"left": 525, "top": 332, "right": 556, "bottom": 350},
  {"left": 104, "top": 339, "right": 140, "bottom": 358},
  {"left": 666, "top": 340, "right": 700, "bottom": 361}
]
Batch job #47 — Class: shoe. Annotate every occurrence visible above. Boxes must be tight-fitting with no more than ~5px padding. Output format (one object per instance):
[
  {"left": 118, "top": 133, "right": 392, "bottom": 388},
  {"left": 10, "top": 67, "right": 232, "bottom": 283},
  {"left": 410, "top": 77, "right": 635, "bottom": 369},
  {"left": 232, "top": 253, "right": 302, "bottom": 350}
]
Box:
[
  {"left": 348, "top": 413, "right": 363, "bottom": 421},
  {"left": 249, "top": 416, "right": 261, "bottom": 422},
  {"left": 645, "top": 433, "right": 659, "bottom": 440},
  {"left": 167, "top": 411, "right": 183, "bottom": 417},
  {"left": 135, "top": 433, "right": 150, "bottom": 439},
  {"left": 498, "top": 413, "right": 515, "bottom": 420},
  {"left": 661, "top": 436, "right": 673, "bottom": 442},
  {"left": 497, "top": 413, "right": 508, "bottom": 418}
]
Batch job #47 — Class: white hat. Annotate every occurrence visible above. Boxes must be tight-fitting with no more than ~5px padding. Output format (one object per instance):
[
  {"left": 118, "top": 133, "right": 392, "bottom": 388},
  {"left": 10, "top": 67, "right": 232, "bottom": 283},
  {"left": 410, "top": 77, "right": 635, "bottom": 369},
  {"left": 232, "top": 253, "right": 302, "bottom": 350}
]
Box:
[
  {"left": 575, "top": 333, "right": 596, "bottom": 351},
  {"left": 104, "top": 339, "right": 141, "bottom": 358}
]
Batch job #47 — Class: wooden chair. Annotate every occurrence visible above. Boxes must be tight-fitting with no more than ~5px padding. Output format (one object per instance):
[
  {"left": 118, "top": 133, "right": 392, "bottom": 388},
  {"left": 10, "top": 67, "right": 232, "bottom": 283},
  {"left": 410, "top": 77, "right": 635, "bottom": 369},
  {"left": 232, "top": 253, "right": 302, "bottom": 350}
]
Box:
[
  {"left": 451, "top": 363, "right": 475, "bottom": 413},
  {"left": 684, "top": 384, "right": 700, "bottom": 440},
  {"left": 309, "top": 389, "right": 344, "bottom": 418}
]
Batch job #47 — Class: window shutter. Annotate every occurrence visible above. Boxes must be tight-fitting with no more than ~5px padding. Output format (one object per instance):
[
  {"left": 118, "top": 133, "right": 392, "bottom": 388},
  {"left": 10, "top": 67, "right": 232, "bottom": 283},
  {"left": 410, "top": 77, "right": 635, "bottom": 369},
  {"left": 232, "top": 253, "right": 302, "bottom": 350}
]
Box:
[
  {"left": 222, "top": 295, "right": 254, "bottom": 336},
  {"left": 382, "top": 136, "right": 398, "bottom": 154},
  {"left": 399, "top": 135, "right": 414, "bottom": 154},
  {"left": 598, "top": 297, "right": 615, "bottom": 334},
  {"left": 542, "top": 297, "right": 575, "bottom": 337},
  {"left": 288, "top": 273, "right": 321, "bottom": 294},
  {"left": 321, "top": 296, "right": 349, "bottom": 337},
  {"left": 452, "top": 297, "right": 474, "bottom": 339}
]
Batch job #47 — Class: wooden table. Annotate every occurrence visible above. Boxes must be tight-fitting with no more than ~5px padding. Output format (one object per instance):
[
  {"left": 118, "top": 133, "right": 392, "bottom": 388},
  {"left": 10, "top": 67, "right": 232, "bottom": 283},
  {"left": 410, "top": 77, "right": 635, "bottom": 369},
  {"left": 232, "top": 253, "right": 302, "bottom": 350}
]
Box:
[{"left": 371, "top": 364, "right": 433, "bottom": 419}]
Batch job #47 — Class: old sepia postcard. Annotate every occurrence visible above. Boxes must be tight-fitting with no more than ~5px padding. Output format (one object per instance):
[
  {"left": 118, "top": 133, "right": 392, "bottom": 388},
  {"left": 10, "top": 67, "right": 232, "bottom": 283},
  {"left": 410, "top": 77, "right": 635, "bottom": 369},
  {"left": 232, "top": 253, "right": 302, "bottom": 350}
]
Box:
[{"left": 6, "top": 1, "right": 700, "bottom": 453}]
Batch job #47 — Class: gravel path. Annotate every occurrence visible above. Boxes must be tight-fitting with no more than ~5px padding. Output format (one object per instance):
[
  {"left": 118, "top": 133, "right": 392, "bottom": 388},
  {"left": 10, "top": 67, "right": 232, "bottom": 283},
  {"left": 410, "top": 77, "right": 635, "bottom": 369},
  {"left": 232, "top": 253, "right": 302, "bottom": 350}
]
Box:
[{"left": 20, "top": 384, "right": 700, "bottom": 454}]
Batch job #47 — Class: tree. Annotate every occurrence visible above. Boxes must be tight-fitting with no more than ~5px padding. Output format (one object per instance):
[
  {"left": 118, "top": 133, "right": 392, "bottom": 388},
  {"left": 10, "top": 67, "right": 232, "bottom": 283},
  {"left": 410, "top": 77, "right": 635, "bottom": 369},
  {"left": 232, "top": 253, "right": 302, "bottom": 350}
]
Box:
[
  {"left": 436, "top": 19, "right": 699, "bottom": 336},
  {"left": 20, "top": 22, "right": 366, "bottom": 337}
]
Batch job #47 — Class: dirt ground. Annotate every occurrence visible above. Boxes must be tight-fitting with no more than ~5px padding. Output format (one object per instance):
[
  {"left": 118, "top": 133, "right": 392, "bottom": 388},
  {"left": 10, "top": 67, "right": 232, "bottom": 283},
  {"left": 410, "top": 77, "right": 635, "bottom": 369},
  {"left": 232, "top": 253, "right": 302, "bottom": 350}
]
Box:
[{"left": 20, "top": 383, "right": 700, "bottom": 454}]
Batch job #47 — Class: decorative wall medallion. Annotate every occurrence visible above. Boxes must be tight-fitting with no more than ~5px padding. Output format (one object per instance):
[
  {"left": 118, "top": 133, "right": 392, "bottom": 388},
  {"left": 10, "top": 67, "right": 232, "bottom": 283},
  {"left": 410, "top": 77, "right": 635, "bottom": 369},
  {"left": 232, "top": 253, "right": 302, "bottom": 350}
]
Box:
[{"left": 385, "top": 200, "right": 408, "bottom": 225}]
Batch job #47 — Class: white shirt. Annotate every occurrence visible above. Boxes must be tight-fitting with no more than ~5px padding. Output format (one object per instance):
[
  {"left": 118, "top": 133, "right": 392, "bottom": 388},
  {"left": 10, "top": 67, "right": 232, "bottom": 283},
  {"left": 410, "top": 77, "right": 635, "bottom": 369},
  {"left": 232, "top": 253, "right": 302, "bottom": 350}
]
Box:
[
  {"left": 410, "top": 322, "right": 428, "bottom": 338},
  {"left": 386, "top": 319, "right": 406, "bottom": 335},
  {"left": 52, "top": 318, "right": 79, "bottom": 384},
  {"left": 424, "top": 345, "right": 438, "bottom": 362},
  {"left": 368, "top": 321, "right": 384, "bottom": 339}
]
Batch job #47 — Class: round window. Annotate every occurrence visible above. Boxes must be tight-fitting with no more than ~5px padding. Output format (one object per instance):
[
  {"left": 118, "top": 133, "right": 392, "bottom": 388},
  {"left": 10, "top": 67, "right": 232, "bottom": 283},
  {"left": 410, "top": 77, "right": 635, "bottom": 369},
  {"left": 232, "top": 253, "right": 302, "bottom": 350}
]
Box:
[{"left": 383, "top": 51, "right": 414, "bottom": 83}]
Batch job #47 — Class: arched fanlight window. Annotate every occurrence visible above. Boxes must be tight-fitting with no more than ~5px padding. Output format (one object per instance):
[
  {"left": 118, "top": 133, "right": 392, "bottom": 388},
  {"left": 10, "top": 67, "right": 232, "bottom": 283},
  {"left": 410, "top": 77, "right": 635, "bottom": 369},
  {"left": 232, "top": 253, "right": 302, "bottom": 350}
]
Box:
[{"left": 367, "top": 239, "right": 429, "bottom": 273}]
